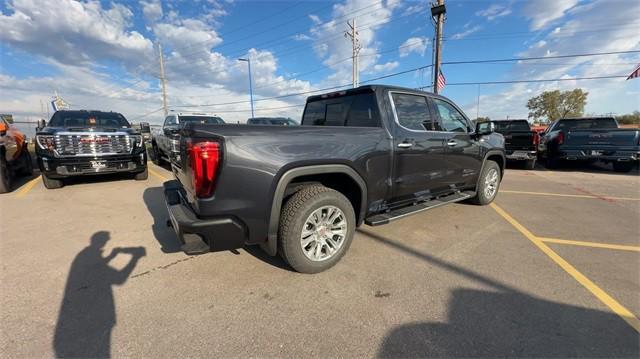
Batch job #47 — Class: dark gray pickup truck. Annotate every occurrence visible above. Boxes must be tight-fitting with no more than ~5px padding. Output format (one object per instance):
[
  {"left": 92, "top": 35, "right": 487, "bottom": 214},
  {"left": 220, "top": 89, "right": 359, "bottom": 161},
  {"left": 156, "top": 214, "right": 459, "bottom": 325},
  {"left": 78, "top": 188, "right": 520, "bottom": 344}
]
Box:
[
  {"left": 492, "top": 119, "right": 539, "bottom": 169},
  {"left": 164, "top": 85, "right": 505, "bottom": 273},
  {"left": 538, "top": 117, "right": 640, "bottom": 172}
]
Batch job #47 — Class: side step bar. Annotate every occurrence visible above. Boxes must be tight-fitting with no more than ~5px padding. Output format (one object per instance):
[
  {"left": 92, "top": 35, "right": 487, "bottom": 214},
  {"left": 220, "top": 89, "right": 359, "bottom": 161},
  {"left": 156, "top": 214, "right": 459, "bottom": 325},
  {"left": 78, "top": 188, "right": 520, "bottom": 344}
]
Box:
[{"left": 364, "top": 190, "right": 475, "bottom": 226}]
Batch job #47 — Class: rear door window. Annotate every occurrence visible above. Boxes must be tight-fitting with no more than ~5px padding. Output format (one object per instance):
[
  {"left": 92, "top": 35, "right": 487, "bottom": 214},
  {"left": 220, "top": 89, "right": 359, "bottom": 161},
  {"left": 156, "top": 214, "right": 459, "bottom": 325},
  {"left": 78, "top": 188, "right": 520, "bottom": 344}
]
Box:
[{"left": 302, "top": 92, "right": 381, "bottom": 127}]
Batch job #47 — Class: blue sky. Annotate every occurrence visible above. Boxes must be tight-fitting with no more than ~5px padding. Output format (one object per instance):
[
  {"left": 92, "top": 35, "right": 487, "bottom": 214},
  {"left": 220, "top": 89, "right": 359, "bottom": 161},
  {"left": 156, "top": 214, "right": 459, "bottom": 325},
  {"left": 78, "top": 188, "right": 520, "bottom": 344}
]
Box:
[{"left": 1, "top": 0, "right": 639, "bottom": 124}]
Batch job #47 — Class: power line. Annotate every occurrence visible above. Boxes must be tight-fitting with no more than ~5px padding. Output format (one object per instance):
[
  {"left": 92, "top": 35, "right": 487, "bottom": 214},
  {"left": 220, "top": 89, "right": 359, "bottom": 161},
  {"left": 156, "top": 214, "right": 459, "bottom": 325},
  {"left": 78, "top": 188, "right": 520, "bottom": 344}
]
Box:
[{"left": 420, "top": 75, "right": 628, "bottom": 88}]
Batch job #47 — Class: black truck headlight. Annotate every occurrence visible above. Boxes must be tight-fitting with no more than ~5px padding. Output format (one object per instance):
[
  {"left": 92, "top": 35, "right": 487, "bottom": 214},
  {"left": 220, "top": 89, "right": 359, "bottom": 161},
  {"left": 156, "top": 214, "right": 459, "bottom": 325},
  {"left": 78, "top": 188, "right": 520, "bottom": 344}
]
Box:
[{"left": 36, "top": 135, "right": 56, "bottom": 151}]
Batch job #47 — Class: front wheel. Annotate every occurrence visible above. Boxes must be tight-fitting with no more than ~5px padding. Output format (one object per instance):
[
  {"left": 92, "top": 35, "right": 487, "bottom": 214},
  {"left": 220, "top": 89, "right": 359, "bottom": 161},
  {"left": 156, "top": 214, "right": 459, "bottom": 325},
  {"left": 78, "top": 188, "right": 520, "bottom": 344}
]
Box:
[
  {"left": 18, "top": 149, "right": 33, "bottom": 176},
  {"left": 471, "top": 160, "right": 501, "bottom": 205},
  {"left": 278, "top": 185, "right": 355, "bottom": 274},
  {"left": 42, "top": 174, "right": 63, "bottom": 189},
  {"left": 524, "top": 158, "right": 536, "bottom": 170},
  {"left": 134, "top": 167, "right": 149, "bottom": 180},
  {"left": 0, "top": 156, "right": 11, "bottom": 194},
  {"left": 613, "top": 161, "right": 634, "bottom": 173},
  {"left": 152, "top": 144, "right": 164, "bottom": 166}
]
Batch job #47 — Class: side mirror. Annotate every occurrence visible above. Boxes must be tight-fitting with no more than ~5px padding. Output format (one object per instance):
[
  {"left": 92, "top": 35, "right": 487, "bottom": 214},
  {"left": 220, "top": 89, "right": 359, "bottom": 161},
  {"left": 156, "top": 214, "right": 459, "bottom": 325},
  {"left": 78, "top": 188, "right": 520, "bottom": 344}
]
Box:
[
  {"left": 37, "top": 119, "right": 47, "bottom": 130},
  {"left": 476, "top": 121, "right": 495, "bottom": 135}
]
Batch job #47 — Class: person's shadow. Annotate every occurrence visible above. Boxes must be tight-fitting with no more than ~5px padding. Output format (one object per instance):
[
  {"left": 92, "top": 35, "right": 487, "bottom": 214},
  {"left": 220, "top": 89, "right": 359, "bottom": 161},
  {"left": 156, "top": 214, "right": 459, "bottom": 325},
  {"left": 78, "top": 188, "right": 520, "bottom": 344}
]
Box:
[{"left": 53, "top": 231, "right": 145, "bottom": 358}]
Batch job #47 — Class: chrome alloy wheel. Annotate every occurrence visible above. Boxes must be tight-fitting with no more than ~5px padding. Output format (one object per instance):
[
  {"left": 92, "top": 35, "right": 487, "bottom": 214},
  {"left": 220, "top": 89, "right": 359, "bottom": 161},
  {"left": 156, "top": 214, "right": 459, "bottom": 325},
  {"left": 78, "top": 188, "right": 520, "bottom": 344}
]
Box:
[
  {"left": 484, "top": 168, "right": 499, "bottom": 199},
  {"left": 300, "top": 205, "right": 348, "bottom": 262}
]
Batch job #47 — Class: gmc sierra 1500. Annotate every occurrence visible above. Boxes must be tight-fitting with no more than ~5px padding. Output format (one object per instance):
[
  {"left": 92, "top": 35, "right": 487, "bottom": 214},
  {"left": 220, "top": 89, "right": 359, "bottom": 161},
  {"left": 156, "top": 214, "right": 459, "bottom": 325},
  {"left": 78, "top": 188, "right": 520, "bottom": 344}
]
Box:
[{"left": 164, "top": 85, "right": 506, "bottom": 273}]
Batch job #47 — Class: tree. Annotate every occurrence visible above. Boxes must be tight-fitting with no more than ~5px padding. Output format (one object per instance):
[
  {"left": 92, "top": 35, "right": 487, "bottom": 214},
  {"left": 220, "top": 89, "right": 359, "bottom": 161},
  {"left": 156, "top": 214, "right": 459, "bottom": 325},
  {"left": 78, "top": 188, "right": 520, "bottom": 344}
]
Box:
[
  {"left": 474, "top": 117, "right": 491, "bottom": 123},
  {"left": 616, "top": 111, "right": 640, "bottom": 125},
  {"left": 526, "top": 89, "right": 588, "bottom": 122}
]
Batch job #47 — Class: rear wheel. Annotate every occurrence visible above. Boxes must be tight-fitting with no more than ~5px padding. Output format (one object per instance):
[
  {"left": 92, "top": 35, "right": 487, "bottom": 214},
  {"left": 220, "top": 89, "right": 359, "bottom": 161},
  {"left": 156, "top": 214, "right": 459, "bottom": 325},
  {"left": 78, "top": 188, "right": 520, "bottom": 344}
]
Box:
[
  {"left": 471, "top": 160, "right": 501, "bottom": 205},
  {"left": 278, "top": 185, "right": 355, "bottom": 274},
  {"left": 544, "top": 156, "right": 560, "bottom": 169},
  {"left": 613, "top": 161, "right": 634, "bottom": 173},
  {"left": 0, "top": 155, "right": 11, "bottom": 194},
  {"left": 42, "top": 174, "right": 63, "bottom": 189}
]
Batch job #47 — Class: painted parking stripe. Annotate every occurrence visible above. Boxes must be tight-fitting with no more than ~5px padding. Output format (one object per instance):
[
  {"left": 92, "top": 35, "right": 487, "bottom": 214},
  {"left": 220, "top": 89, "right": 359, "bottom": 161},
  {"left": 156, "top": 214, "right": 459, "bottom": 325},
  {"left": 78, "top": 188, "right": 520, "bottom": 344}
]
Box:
[
  {"left": 490, "top": 202, "right": 640, "bottom": 333},
  {"left": 500, "top": 190, "right": 640, "bottom": 201},
  {"left": 540, "top": 237, "right": 640, "bottom": 252},
  {"left": 148, "top": 167, "right": 169, "bottom": 181},
  {"left": 15, "top": 176, "right": 41, "bottom": 198}
]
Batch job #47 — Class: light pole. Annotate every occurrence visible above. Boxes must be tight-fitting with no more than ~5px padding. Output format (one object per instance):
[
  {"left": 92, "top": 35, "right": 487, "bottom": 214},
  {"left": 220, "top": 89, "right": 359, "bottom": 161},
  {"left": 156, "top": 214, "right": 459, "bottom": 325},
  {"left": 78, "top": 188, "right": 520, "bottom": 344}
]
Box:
[{"left": 238, "top": 58, "right": 254, "bottom": 119}]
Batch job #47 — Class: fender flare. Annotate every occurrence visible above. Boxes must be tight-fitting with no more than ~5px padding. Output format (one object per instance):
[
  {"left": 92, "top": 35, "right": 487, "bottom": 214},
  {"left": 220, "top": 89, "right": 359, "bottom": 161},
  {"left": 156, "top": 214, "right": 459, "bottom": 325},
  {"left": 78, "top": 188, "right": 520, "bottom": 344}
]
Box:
[
  {"left": 263, "top": 164, "right": 367, "bottom": 256},
  {"left": 476, "top": 150, "right": 506, "bottom": 189}
]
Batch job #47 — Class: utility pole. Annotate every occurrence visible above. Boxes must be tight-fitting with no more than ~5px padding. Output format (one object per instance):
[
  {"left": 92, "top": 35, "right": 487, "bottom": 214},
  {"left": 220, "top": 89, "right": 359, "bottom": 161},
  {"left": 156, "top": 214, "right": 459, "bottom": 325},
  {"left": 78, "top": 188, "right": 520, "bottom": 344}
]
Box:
[
  {"left": 431, "top": 0, "right": 446, "bottom": 94},
  {"left": 345, "top": 18, "right": 361, "bottom": 88},
  {"left": 158, "top": 43, "right": 169, "bottom": 117},
  {"left": 238, "top": 58, "right": 255, "bottom": 119}
]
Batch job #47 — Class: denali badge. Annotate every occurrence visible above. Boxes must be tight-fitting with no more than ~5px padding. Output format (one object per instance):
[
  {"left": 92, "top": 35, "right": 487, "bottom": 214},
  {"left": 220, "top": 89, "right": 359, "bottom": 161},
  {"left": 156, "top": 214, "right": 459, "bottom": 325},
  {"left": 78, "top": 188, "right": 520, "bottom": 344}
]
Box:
[{"left": 80, "top": 136, "right": 111, "bottom": 144}]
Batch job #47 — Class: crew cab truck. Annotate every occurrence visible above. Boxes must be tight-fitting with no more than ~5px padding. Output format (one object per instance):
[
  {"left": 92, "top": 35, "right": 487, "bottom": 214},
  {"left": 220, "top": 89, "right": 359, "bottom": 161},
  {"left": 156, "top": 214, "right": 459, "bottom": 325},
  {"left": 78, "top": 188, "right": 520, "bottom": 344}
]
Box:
[
  {"left": 491, "top": 119, "right": 539, "bottom": 169},
  {"left": 539, "top": 117, "right": 640, "bottom": 172},
  {"left": 35, "top": 110, "right": 147, "bottom": 189},
  {"left": 164, "top": 85, "right": 505, "bottom": 273},
  {"left": 0, "top": 115, "right": 33, "bottom": 193},
  {"left": 151, "top": 112, "right": 225, "bottom": 165}
]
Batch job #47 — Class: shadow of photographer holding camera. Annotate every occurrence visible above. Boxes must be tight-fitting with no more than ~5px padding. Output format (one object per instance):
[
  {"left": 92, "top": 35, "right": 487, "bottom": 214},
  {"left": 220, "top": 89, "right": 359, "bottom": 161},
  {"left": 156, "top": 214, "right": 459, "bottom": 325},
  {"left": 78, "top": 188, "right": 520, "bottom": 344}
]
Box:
[{"left": 54, "top": 231, "right": 145, "bottom": 358}]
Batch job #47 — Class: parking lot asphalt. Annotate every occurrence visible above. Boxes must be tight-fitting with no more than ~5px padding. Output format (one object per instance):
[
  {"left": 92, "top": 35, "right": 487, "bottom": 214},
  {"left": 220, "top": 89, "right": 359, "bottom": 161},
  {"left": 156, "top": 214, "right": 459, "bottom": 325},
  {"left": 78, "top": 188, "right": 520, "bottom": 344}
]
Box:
[{"left": 1, "top": 162, "right": 639, "bottom": 357}]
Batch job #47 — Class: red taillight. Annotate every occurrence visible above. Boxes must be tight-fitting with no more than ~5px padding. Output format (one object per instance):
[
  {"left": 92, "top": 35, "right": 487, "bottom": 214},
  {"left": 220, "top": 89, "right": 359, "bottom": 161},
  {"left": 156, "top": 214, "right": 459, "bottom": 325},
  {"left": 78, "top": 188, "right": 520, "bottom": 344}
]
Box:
[
  {"left": 189, "top": 141, "right": 220, "bottom": 198},
  {"left": 556, "top": 131, "right": 564, "bottom": 145},
  {"left": 532, "top": 132, "right": 540, "bottom": 146}
]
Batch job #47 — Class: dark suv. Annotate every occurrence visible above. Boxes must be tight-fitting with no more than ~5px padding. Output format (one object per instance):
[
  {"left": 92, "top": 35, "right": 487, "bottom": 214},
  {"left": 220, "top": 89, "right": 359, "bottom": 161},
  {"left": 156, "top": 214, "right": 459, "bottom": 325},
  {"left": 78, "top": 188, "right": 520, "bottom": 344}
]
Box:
[{"left": 35, "top": 110, "right": 147, "bottom": 189}]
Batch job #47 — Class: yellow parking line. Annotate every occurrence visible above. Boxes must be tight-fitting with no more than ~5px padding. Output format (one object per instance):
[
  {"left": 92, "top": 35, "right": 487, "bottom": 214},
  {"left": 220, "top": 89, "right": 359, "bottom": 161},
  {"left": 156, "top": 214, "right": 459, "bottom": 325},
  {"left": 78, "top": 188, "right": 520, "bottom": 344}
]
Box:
[
  {"left": 540, "top": 237, "right": 640, "bottom": 252},
  {"left": 490, "top": 202, "right": 640, "bottom": 333},
  {"left": 15, "top": 176, "right": 41, "bottom": 198},
  {"left": 500, "top": 190, "right": 640, "bottom": 201},
  {"left": 148, "top": 167, "right": 169, "bottom": 181}
]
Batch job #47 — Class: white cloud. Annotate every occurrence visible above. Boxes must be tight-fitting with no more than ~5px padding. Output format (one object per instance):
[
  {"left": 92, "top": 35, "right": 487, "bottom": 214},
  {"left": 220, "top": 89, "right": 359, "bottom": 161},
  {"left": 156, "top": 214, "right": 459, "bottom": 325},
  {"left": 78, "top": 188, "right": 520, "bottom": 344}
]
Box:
[
  {"left": 475, "top": 4, "right": 512, "bottom": 21},
  {"left": 0, "top": 0, "right": 154, "bottom": 68},
  {"left": 467, "top": 0, "right": 640, "bottom": 119},
  {"left": 309, "top": 0, "right": 402, "bottom": 86},
  {"left": 371, "top": 61, "right": 399, "bottom": 73},
  {"left": 450, "top": 25, "right": 482, "bottom": 40},
  {"left": 522, "top": 0, "right": 579, "bottom": 30},
  {"left": 140, "top": 0, "right": 163, "bottom": 22},
  {"left": 308, "top": 14, "right": 321, "bottom": 24},
  {"left": 292, "top": 33, "right": 312, "bottom": 41},
  {"left": 399, "top": 37, "right": 429, "bottom": 57}
]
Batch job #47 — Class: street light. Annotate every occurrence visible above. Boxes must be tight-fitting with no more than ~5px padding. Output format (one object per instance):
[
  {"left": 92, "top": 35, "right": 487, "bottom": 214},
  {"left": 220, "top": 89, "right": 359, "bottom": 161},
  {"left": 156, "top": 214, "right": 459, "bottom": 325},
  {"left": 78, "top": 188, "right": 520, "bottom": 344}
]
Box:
[{"left": 238, "top": 58, "right": 255, "bottom": 119}]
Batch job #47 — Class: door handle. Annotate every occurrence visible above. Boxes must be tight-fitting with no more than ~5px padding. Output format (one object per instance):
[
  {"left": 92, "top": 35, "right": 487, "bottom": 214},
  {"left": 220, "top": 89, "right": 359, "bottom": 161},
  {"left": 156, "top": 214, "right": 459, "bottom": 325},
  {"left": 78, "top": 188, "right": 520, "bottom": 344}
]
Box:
[
  {"left": 397, "top": 142, "right": 413, "bottom": 148},
  {"left": 447, "top": 140, "right": 457, "bottom": 146}
]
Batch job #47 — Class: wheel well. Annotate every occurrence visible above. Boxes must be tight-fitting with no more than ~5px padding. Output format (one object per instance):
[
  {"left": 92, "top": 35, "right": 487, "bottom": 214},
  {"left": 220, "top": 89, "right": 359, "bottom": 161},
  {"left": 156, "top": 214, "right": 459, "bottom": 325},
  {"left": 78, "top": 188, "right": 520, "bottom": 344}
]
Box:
[
  {"left": 285, "top": 173, "right": 363, "bottom": 223},
  {"left": 487, "top": 154, "right": 505, "bottom": 177}
]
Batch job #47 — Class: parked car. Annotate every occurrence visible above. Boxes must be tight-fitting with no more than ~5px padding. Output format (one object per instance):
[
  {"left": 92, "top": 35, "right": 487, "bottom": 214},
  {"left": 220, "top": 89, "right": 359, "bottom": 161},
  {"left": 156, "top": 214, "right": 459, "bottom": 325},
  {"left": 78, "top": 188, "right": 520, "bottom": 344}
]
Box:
[
  {"left": 538, "top": 117, "right": 640, "bottom": 172},
  {"left": 151, "top": 112, "right": 225, "bottom": 165},
  {"left": 491, "top": 119, "right": 539, "bottom": 169},
  {"left": 247, "top": 117, "right": 298, "bottom": 126},
  {"left": 139, "top": 122, "right": 152, "bottom": 142},
  {"left": 164, "top": 85, "right": 506, "bottom": 273},
  {"left": 0, "top": 115, "right": 33, "bottom": 193},
  {"left": 35, "top": 110, "right": 147, "bottom": 189}
]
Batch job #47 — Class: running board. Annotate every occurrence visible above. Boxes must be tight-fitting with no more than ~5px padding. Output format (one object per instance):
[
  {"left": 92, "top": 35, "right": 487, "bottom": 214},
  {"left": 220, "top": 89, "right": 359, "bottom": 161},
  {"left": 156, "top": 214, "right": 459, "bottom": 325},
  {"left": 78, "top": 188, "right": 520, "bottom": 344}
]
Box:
[{"left": 364, "top": 191, "right": 475, "bottom": 226}]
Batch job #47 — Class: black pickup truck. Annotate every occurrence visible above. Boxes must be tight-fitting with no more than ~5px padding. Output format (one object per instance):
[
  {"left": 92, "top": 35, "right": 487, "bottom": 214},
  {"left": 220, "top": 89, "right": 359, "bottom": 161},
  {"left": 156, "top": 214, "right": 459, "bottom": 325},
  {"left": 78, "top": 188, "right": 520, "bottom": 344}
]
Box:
[
  {"left": 35, "top": 110, "right": 148, "bottom": 189},
  {"left": 151, "top": 112, "right": 225, "bottom": 165},
  {"left": 164, "top": 85, "right": 505, "bottom": 273},
  {"left": 538, "top": 117, "right": 640, "bottom": 172},
  {"left": 491, "top": 119, "right": 539, "bottom": 169}
]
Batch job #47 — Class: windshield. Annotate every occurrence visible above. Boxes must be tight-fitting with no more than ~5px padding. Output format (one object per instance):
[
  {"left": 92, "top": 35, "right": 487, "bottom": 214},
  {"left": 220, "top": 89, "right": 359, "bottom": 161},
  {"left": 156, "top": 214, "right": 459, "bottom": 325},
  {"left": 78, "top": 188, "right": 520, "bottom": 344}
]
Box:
[
  {"left": 270, "top": 119, "right": 298, "bottom": 125},
  {"left": 555, "top": 118, "right": 618, "bottom": 130},
  {"left": 179, "top": 116, "right": 225, "bottom": 124},
  {"left": 493, "top": 120, "right": 530, "bottom": 132},
  {"left": 49, "top": 111, "right": 130, "bottom": 128}
]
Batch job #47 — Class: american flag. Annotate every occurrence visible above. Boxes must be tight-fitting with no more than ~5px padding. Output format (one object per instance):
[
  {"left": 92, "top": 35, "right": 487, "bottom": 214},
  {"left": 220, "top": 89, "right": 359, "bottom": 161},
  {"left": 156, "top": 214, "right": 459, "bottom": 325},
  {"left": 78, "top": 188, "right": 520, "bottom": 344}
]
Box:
[
  {"left": 627, "top": 63, "right": 640, "bottom": 80},
  {"left": 437, "top": 69, "right": 446, "bottom": 92}
]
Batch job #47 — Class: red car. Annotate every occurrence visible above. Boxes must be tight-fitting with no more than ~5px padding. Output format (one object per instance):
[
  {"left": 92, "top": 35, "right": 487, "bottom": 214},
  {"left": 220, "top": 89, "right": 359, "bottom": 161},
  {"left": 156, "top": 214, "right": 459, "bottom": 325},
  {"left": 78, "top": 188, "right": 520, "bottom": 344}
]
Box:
[{"left": 0, "top": 116, "right": 34, "bottom": 193}]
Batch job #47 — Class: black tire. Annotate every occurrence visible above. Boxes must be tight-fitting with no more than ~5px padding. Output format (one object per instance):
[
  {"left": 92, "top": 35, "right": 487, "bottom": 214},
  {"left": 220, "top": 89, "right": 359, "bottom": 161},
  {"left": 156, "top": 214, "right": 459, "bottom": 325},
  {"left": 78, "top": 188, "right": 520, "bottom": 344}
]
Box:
[
  {"left": 613, "top": 161, "right": 634, "bottom": 173},
  {"left": 278, "top": 185, "right": 356, "bottom": 274},
  {"left": 544, "top": 156, "right": 560, "bottom": 169},
  {"left": 524, "top": 158, "right": 536, "bottom": 170},
  {"left": 0, "top": 155, "right": 11, "bottom": 194},
  {"left": 42, "top": 174, "right": 63, "bottom": 189},
  {"left": 152, "top": 143, "right": 164, "bottom": 166},
  {"left": 134, "top": 167, "right": 149, "bottom": 180},
  {"left": 471, "top": 160, "right": 501, "bottom": 205},
  {"left": 18, "top": 149, "right": 33, "bottom": 176}
]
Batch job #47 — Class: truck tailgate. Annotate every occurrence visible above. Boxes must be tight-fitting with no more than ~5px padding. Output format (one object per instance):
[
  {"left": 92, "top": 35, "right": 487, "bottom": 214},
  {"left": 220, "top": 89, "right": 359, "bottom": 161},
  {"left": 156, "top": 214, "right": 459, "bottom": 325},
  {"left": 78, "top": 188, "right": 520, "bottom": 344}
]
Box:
[
  {"left": 504, "top": 131, "right": 535, "bottom": 150},
  {"left": 565, "top": 129, "right": 640, "bottom": 148}
]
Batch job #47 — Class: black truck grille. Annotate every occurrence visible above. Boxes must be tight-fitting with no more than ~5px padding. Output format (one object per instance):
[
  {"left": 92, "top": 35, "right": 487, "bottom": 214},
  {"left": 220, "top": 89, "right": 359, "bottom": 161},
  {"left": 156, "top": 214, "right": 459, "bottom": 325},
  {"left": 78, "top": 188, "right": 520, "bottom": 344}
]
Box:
[{"left": 55, "top": 133, "right": 132, "bottom": 156}]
